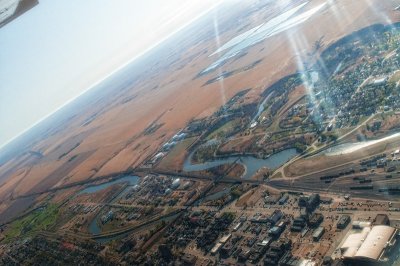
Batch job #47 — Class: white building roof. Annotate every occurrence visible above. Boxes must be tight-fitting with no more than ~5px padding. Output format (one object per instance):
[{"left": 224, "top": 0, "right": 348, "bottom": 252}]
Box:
[
  {"left": 341, "top": 227, "right": 371, "bottom": 258},
  {"left": 171, "top": 178, "right": 181, "bottom": 188},
  {"left": 219, "top": 234, "right": 232, "bottom": 244},
  {"left": 341, "top": 226, "right": 397, "bottom": 262},
  {"left": 373, "top": 77, "right": 387, "bottom": 84},
  {"left": 352, "top": 221, "right": 371, "bottom": 228},
  {"left": 354, "top": 225, "right": 396, "bottom": 261},
  {"left": 211, "top": 242, "right": 222, "bottom": 254}
]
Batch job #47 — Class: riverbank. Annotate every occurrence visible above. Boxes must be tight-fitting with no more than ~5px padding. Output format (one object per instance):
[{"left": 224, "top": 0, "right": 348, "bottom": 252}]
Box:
[{"left": 183, "top": 148, "right": 299, "bottom": 179}]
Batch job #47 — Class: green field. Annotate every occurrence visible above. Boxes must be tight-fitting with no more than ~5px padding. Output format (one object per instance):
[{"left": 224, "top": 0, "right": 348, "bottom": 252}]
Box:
[
  {"left": 3, "top": 204, "right": 59, "bottom": 242},
  {"left": 206, "top": 119, "right": 240, "bottom": 140}
]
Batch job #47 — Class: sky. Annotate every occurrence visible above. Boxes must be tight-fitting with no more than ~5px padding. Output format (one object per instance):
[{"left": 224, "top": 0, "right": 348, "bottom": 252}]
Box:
[{"left": 0, "top": 0, "right": 221, "bottom": 149}]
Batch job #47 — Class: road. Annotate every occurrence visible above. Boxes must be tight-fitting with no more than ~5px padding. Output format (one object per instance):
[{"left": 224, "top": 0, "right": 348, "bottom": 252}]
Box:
[{"left": 273, "top": 112, "right": 378, "bottom": 180}]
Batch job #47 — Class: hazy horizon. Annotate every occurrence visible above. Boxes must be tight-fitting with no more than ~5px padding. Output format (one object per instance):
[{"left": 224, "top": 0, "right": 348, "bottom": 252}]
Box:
[{"left": 0, "top": 0, "right": 221, "bottom": 149}]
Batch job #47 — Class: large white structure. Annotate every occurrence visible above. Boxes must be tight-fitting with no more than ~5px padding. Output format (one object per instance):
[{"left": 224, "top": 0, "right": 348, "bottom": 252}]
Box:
[
  {"left": 171, "top": 178, "right": 181, "bottom": 189},
  {"left": 340, "top": 225, "right": 398, "bottom": 263}
]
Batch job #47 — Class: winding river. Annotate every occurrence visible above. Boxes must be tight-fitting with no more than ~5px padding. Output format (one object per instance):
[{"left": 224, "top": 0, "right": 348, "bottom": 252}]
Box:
[
  {"left": 183, "top": 148, "right": 299, "bottom": 179},
  {"left": 77, "top": 175, "right": 140, "bottom": 236},
  {"left": 78, "top": 175, "right": 139, "bottom": 195},
  {"left": 81, "top": 148, "right": 299, "bottom": 239}
]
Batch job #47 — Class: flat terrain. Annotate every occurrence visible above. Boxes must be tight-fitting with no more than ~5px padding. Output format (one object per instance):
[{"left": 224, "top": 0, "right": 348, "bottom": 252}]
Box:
[{"left": 0, "top": 0, "right": 400, "bottom": 223}]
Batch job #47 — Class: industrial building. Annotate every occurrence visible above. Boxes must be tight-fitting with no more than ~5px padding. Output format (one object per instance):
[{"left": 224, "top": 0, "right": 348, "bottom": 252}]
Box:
[
  {"left": 313, "top": 226, "right": 325, "bottom": 242},
  {"left": 171, "top": 178, "right": 181, "bottom": 189},
  {"left": 352, "top": 220, "right": 371, "bottom": 229},
  {"left": 373, "top": 214, "right": 390, "bottom": 226},
  {"left": 268, "top": 210, "right": 283, "bottom": 225},
  {"left": 308, "top": 213, "right": 324, "bottom": 228},
  {"left": 337, "top": 215, "right": 351, "bottom": 229},
  {"left": 340, "top": 225, "right": 398, "bottom": 264},
  {"left": 278, "top": 194, "right": 289, "bottom": 205},
  {"left": 269, "top": 221, "right": 286, "bottom": 239},
  {"left": 291, "top": 216, "right": 307, "bottom": 232},
  {"left": 298, "top": 194, "right": 320, "bottom": 212}
]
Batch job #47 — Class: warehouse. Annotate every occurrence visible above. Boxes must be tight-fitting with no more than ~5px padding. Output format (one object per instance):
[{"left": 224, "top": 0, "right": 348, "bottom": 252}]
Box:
[
  {"left": 313, "top": 226, "right": 325, "bottom": 242},
  {"left": 340, "top": 225, "right": 398, "bottom": 264}
]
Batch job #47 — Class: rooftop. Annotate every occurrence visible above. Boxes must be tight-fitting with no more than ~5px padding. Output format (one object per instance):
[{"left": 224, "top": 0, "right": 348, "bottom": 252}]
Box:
[{"left": 341, "top": 225, "right": 397, "bottom": 262}]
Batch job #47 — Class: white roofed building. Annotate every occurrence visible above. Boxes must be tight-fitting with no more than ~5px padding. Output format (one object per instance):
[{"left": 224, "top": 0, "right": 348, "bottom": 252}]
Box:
[
  {"left": 171, "top": 178, "right": 181, "bottom": 189},
  {"left": 340, "top": 225, "right": 398, "bottom": 264}
]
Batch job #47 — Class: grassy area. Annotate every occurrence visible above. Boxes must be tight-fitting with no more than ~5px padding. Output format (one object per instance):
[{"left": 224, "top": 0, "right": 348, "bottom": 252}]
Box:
[
  {"left": 206, "top": 119, "right": 239, "bottom": 140},
  {"left": 270, "top": 171, "right": 283, "bottom": 179},
  {"left": 389, "top": 71, "right": 400, "bottom": 83},
  {"left": 3, "top": 204, "right": 59, "bottom": 242},
  {"left": 157, "top": 137, "right": 196, "bottom": 170}
]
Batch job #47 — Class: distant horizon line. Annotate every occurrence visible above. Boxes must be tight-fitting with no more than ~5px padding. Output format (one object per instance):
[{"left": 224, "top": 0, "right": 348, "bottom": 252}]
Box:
[{"left": 0, "top": 1, "right": 223, "bottom": 152}]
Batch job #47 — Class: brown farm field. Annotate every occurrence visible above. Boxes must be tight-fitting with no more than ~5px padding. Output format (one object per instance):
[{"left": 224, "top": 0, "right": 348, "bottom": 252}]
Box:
[{"left": 0, "top": 0, "right": 399, "bottom": 223}]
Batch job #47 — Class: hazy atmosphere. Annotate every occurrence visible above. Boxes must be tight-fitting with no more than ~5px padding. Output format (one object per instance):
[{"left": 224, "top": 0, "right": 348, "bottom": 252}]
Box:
[
  {"left": 2, "top": 0, "right": 400, "bottom": 265},
  {"left": 0, "top": 0, "right": 218, "bottom": 148}
]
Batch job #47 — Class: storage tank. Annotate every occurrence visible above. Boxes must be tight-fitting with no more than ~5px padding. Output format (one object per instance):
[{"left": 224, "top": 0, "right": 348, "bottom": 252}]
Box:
[{"left": 171, "top": 178, "right": 181, "bottom": 189}]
